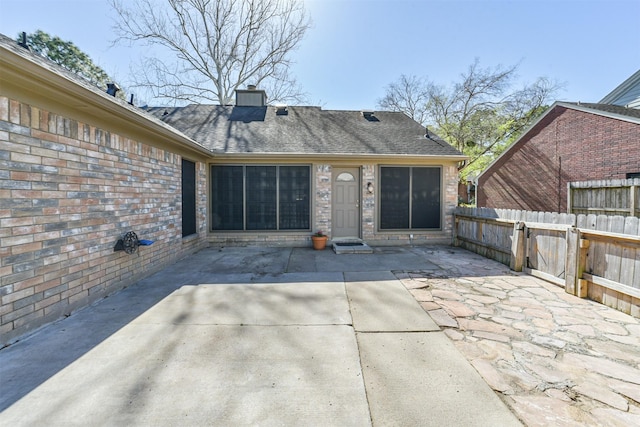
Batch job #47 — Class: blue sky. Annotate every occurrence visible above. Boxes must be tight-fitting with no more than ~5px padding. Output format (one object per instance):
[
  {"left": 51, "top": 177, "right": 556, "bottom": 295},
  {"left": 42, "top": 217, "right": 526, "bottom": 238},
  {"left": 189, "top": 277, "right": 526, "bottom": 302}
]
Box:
[{"left": 1, "top": 0, "right": 639, "bottom": 110}]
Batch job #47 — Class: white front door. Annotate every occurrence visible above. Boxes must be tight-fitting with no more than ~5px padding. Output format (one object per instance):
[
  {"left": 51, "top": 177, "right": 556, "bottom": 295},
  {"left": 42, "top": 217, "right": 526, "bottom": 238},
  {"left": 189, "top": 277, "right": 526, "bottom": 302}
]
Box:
[{"left": 332, "top": 167, "right": 360, "bottom": 238}]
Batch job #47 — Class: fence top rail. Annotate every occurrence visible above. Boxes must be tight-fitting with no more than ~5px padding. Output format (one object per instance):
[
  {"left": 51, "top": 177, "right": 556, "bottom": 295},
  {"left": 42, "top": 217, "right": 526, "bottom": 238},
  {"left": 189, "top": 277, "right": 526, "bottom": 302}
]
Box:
[
  {"left": 454, "top": 215, "right": 574, "bottom": 232},
  {"left": 455, "top": 212, "right": 640, "bottom": 243},
  {"left": 454, "top": 213, "right": 517, "bottom": 225},
  {"left": 579, "top": 228, "right": 640, "bottom": 245},
  {"left": 524, "top": 222, "right": 573, "bottom": 232},
  {"left": 570, "top": 178, "right": 640, "bottom": 188}
]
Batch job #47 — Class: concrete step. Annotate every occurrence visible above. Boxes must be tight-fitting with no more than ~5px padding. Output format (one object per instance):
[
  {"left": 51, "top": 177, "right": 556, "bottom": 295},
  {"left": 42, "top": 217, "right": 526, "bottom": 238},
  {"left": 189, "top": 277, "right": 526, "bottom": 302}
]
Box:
[{"left": 332, "top": 238, "right": 373, "bottom": 254}]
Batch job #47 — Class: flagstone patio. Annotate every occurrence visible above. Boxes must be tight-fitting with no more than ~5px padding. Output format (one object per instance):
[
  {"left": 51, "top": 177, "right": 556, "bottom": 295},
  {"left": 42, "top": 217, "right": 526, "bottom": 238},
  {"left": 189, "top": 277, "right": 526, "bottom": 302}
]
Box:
[{"left": 395, "top": 246, "right": 640, "bottom": 427}]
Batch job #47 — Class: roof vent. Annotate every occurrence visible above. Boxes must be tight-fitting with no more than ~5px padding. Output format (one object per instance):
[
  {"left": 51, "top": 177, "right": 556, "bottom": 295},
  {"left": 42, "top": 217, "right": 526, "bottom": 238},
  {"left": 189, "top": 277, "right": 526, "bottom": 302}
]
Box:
[
  {"left": 106, "top": 82, "right": 120, "bottom": 97},
  {"left": 362, "top": 110, "right": 379, "bottom": 122},
  {"left": 18, "top": 32, "right": 30, "bottom": 50},
  {"left": 275, "top": 104, "right": 288, "bottom": 115},
  {"left": 247, "top": 84, "right": 257, "bottom": 90}
]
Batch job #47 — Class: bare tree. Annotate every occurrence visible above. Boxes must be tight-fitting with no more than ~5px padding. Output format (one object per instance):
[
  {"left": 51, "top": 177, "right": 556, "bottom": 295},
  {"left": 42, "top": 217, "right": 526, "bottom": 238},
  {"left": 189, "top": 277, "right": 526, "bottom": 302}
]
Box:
[
  {"left": 378, "top": 75, "right": 431, "bottom": 125},
  {"left": 110, "top": 0, "right": 310, "bottom": 105},
  {"left": 378, "top": 59, "right": 562, "bottom": 178}
]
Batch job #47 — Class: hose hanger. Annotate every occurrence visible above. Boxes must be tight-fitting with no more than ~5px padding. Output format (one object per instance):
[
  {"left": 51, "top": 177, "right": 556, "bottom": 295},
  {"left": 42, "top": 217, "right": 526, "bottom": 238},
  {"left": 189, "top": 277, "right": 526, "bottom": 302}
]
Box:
[
  {"left": 114, "top": 231, "right": 154, "bottom": 254},
  {"left": 122, "top": 231, "right": 140, "bottom": 254},
  {"left": 114, "top": 231, "right": 140, "bottom": 255}
]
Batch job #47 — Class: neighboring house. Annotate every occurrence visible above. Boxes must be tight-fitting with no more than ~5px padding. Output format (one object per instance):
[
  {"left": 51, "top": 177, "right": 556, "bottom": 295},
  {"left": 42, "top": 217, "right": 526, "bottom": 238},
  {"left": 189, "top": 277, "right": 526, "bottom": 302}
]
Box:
[
  {"left": 599, "top": 69, "right": 640, "bottom": 109},
  {"left": 0, "top": 33, "right": 464, "bottom": 344},
  {"left": 476, "top": 101, "right": 640, "bottom": 211}
]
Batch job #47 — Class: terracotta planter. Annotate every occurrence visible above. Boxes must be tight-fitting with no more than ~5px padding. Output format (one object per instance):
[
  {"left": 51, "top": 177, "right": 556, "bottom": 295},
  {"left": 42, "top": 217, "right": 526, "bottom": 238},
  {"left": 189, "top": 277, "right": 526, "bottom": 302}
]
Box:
[{"left": 311, "top": 236, "right": 328, "bottom": 250}]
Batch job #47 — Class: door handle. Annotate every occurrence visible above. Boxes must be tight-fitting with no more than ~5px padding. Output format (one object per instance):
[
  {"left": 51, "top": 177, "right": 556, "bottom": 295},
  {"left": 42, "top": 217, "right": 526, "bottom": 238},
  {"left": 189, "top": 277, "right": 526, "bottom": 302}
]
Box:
[{"left": 355, "top": 199, "right": 359, "bottom": 208}]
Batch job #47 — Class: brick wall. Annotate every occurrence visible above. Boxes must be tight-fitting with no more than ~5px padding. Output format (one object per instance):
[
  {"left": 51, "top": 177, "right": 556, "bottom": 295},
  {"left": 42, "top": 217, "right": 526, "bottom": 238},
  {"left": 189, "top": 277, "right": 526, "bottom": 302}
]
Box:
[
  {"left": 478, "top": 106, "right": 640, "bottom": 211},
  {"left": 0, "top": 97, "right": 208, "bottom": 345},
  {"left": 315, "top": 164, "right": 332, "bottom": 237},
  {"left": 361, "top": 164, "right": 375, "bottom": 238}
]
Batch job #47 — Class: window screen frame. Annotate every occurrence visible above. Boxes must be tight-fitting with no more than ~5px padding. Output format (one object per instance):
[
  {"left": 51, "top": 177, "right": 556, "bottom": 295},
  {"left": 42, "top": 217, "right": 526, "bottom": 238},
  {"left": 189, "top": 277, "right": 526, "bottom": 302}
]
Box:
[
  {"left": 210, "top": 164, "right": 311, "bottom": 232},
  {"left": 181, "top": 158, "right": 197, "bottom": 237},
  {"left": 378, "top": 165, "right": 443, "bottom": 231}
]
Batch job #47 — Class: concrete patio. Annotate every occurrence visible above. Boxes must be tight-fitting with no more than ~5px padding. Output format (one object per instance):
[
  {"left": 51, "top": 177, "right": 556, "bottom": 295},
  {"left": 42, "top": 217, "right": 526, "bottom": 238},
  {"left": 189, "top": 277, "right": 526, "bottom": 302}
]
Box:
[{"left": 0, "top": 245, "right": 638, "bottom": 426}]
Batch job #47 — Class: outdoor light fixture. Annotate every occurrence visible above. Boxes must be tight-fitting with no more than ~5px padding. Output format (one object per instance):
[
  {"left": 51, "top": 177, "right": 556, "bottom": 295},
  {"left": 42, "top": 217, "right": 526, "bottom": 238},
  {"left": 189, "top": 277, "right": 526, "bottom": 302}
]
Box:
[{"left": 367, "top": 182, "right": 374, "bottom": 194}]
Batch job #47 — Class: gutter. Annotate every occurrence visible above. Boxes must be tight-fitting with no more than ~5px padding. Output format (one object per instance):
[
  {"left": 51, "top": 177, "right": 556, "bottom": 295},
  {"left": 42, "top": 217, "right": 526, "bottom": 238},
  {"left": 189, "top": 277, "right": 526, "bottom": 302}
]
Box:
[
  {"left": 0, "top": 39, "right": 212, "bottom": 158},
  {"left": 208, "top": 152, "right": 468, "bottom": 161}
]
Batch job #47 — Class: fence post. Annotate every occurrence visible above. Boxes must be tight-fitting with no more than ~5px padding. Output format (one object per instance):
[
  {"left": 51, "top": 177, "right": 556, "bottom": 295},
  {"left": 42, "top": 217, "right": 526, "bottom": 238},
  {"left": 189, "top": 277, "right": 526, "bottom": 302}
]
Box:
[
  {"left": 631, "top": 184, "right": 637, "bottom": 217},
  {"left": 565, "top": 226, "right": 579, "bottom": 295},
  {"left": 454, "top": 215, "right": 459, "bottom": 247},
  {"left": 577, "top": 238, "right": 590, "bottom": 298},
  {"left": 510, "top": 221, "right": 525, "bottom": 272}
]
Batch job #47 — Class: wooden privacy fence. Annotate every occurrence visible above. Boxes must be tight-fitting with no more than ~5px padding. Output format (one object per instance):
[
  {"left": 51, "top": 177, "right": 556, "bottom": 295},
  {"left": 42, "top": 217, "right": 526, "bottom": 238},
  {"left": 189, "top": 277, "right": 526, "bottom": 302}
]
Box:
[
  {"left": 569, "top": 178, "right": 640, "bottom": 217},
  {"left": 454, "top": 207, "right": 640, "bottom": 317}
]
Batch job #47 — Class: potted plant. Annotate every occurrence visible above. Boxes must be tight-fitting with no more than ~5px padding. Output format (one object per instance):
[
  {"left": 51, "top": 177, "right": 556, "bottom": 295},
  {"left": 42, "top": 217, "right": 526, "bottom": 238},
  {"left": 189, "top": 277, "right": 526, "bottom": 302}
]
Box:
[{"left": 311, "top": 230, "right": 328, "bottom": 250}]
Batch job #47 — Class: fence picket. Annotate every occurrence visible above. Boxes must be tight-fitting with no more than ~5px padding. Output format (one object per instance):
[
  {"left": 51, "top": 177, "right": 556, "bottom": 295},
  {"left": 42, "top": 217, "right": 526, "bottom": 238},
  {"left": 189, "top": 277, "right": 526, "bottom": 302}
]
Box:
[
  {"left": 619, "top": 217, "right": 639, "bottom": 312},
  {"left": 569, "top": 179, "right": 640, "bottom": 217},
  {"left": 602, "top": 216, "right": 625, "bottom": 308}
]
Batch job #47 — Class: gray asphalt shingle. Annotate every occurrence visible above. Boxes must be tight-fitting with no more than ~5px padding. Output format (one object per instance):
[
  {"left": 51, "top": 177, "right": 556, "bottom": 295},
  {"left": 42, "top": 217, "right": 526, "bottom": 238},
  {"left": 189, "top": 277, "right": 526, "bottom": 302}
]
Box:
[{"left": 147, "top": 105, "right": 464, "bottom": 157}]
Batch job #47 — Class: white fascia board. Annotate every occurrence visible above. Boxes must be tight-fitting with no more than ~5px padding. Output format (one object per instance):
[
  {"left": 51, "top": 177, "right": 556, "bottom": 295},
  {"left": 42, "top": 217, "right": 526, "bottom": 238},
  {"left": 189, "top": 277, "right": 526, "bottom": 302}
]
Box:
[{"left": 208, "top": 152, "right": 468, "bottom": 162}]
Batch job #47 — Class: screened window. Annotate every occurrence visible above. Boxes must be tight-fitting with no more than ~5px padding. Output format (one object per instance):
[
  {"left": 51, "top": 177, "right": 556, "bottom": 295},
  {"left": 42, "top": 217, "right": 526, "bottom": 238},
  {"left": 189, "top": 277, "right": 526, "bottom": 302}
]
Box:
[
  {"left": 211, "top": 165, "right": 310, "bottom": 231},
  {"left": 181, "top": 159, "right": 197, "bottom": 237},
  {"left": 379, "top": 166, "right": 441, "bottom": 230}
]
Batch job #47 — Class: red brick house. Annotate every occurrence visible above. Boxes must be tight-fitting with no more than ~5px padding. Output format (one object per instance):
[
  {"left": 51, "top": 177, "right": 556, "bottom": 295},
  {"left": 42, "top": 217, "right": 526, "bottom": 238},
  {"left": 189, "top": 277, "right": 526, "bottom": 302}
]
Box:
[{"left": 476, "top": 102, "right": 640, "bottom": 211}]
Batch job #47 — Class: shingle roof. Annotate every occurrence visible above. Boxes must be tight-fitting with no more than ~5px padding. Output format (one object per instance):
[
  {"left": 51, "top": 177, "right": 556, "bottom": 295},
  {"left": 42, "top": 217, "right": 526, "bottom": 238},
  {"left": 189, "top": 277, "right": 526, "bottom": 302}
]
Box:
[{"left": 146, "top": 105, "right": 464, "bottom": 157}]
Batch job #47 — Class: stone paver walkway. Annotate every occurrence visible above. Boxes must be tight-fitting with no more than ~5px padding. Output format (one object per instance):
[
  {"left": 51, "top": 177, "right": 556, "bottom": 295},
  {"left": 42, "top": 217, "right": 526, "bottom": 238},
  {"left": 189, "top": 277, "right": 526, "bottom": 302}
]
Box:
[{"left": 394, "top": 247, "right": 640, "bottom": 427}]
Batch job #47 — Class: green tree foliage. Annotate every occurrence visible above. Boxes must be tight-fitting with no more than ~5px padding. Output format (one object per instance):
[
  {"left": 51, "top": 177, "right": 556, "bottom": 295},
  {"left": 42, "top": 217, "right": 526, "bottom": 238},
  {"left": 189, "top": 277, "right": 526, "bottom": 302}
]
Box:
[
  {"left": 378, "top": 60, "right": 562, "bottom": 181},
  {"left": 17, "top": 30, "right": 122, "bottom": 97}
]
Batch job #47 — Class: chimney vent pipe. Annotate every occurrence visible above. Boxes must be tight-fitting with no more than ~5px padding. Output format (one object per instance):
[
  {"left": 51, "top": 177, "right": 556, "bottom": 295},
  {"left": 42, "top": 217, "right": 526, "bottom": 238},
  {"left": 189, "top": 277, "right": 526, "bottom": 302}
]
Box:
[{"left": 18, "top": 32, "right": 30, "bottom": 50}]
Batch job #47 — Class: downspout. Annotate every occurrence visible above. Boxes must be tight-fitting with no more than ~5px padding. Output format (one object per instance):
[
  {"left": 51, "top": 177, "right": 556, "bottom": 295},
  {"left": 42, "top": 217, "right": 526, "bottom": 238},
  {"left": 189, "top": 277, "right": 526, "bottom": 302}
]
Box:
[
  {"left": 474, "top": 177, "right": 478, "bottom": 207},
  {"left": 555, "top": 111, "right": 565, "bottom": 213},
  {"left": 558, "top": 156, "right": 562, "bottom": 212}
]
